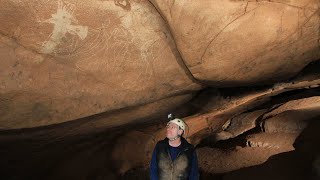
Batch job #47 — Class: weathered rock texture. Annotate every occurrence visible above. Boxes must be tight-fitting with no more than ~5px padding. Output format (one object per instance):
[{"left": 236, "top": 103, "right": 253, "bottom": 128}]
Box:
[
  {"left": 0, "top": 0, "right": 201, "bottom": 129},
  {"left": 149, "top": 0, "right": 320, "bottom": 85}
]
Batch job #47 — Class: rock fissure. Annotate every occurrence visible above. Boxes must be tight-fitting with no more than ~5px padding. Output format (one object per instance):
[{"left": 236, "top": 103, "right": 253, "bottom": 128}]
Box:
[
  {"left": 200, "top": 3, "right": 260, "bottom": 66},
  {"left": 147, "top": 0, "right": 201, "bottom": 84}
]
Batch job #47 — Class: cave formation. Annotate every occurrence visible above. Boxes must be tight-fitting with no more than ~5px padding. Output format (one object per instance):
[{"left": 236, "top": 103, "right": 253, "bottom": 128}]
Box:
[{"left": 0, "top": 0, "right": 320, "bottom": 180}]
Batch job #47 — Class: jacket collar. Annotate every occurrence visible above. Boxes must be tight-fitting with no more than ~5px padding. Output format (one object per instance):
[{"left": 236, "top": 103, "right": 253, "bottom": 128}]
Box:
[{"left": 164, "top": 137, "right": 191, "bottom": 150}]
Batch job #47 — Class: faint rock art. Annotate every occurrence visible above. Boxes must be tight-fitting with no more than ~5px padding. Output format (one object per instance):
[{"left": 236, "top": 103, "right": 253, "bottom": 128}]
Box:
[
  {"left": 64, "top": 1, "right": 167, "bottom": 91},
  {"left": 41, "top": 0, "right": 88, "bottom": 54},
  {"left": 114, "top": 0, "right": 131, "bottom": 11}
]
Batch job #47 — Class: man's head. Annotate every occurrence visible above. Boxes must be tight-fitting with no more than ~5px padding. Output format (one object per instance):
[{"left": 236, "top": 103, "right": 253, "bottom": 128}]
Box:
[{"left": 166, "top": 118, "right": 186, "bottom": 140}]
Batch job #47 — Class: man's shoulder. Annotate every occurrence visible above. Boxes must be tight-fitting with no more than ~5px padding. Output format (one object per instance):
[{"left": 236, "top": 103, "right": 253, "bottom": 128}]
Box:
[
  {"left": 181, "top": 137, "right": 194, "bottom": 149},
  {"left": 156, "top": 138, "right": 168, "bottom": 146},
  {"left": 155, "top": 138, "right": 169, "bottom": 151}
]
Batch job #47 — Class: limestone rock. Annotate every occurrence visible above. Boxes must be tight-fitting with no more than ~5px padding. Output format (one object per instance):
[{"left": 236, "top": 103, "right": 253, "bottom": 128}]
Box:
[
  {"left": 149, "top": 0, "right": 320, "bottom": 86},
  {"left": 0, "top": 0, "right": 201, "bottom": 129},
  {"left": 226, "top": 109, "right": 267, "bottom": 137}
]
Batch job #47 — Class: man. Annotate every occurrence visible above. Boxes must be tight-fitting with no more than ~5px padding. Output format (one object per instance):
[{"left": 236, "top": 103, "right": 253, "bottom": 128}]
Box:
[{"left": 150, "top": 117, "right": 199, "bottom": 180}]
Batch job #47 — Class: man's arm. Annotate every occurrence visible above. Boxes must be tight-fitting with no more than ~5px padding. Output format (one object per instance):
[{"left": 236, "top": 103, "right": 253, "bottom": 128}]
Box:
[
  {"left": 150, "top": 144, "right": 158, "bottom": 180},
  {"left": 189, "top": 150, "right": 199, "bottom": 180}
]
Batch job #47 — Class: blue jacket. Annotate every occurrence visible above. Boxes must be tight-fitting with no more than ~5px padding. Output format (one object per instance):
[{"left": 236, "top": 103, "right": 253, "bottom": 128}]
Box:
[{"left": 150, "top": 137, "right": 199, "bottom": 180}]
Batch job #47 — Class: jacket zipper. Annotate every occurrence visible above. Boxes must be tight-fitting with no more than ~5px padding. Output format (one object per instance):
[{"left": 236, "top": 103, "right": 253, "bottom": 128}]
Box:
[
  {"left": 167, "top": 150, "right": 173, "bottom": 180},
  {"left": 167, "top": 147, "right": 190, "bottom": 180}
]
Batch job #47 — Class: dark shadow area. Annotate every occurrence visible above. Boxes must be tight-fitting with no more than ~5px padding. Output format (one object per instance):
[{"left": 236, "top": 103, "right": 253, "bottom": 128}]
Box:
[
  {"left": 250, "top": 87, "right": 320, "bottom": 112},
  {"left": 174, "top": 87, "right": 221, "bottom": 114},
  {"left": 288, "top": 59, "right": 320, "bottom": 81},
  {"left": 122, "top": 167, "right": 149, "bottom": 180},
  {"left": 200, "top": 59, "right": 320, "bottom": 88},
  {"left": 0, "top": 129, "right": 123, "bottom": 180}
]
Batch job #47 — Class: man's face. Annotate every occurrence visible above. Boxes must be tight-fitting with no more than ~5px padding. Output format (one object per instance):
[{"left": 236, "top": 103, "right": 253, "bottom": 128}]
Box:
[{"left": 166, "top": 122, "right": 180, "bottom": 139}]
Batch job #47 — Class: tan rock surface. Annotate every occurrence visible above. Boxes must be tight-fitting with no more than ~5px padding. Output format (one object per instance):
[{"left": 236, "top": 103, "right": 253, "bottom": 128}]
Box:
[
  {"left": 149, "top": 0, "right": 320, "bottom": 85},
  {"left": 0, "top": 0, "right": 201, "bottom": 129}
]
